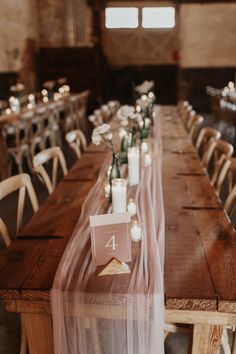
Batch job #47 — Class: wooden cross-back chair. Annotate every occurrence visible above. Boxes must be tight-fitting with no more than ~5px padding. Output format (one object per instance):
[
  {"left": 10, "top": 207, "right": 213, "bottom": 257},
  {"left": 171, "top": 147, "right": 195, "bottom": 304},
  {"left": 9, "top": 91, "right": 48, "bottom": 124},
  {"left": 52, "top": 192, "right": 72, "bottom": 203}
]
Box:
[
  {"left": 214, "top": 157, "right": 236, "bottom": 215},
  {"left": 202, "top": 139, "right": 234, "bottom": 186},
  {"left": 33, "top": 146, "right": 68, "bottom": 194},
  {"left": 182, "top": 105, "right": 193, "bottom": 127},
  {"left": 65, "top": 129, "right": 87, "bottom": 159},
  {"left": 186, "top": 110, "right": 196, "bottom": 131},
  {"left": 177, "top": 100, "right": 189, "bottom": 118},
  {"left": 0, "top": 173, "right": 39, "bottom": 354},
  {"left": 189, "top": 114, "right": 204, "bottom": 142},
  {"left": 3, "top": 112, "right": 32, "bottom": 174},
  {"left": 195, "top": 127, "right": 221, "bottom": 157}
]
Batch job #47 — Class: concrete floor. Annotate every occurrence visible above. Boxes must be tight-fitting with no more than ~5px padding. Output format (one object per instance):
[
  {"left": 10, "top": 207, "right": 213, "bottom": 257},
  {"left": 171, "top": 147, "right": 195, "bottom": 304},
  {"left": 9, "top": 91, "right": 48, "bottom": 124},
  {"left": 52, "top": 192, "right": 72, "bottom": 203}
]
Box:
[{"left": 0, "top": 112, "right": 235, "bottom": 353}]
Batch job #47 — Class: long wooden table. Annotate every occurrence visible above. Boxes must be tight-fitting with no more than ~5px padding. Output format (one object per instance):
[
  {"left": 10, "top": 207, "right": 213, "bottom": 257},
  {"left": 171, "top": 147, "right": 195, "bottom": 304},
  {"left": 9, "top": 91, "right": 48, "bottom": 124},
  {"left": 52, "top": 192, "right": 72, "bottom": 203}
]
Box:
[{"left": 0, "top": 106, "right": 236, "bottom": 353}]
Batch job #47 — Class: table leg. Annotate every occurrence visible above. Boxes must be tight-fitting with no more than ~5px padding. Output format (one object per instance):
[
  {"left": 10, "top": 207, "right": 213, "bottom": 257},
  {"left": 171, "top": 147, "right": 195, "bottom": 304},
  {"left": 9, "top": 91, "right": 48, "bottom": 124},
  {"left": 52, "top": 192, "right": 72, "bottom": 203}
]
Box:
[
  {"left": 0, "top": 130, "right": 9, "bottom": 180},
  {"left": 191, "top": 324, "right": 222, "bottom": 354},
  {"left": 22, "top": 313, "right": 54, "bottom": 354}
]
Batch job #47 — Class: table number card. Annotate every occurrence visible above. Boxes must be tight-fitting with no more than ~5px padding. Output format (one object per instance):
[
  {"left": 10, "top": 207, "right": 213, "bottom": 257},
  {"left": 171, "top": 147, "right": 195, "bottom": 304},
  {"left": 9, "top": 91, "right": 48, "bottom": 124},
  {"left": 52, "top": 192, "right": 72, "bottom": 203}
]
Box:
[{"left": 90, "top": 212, "right": 131, "bottom": 266}]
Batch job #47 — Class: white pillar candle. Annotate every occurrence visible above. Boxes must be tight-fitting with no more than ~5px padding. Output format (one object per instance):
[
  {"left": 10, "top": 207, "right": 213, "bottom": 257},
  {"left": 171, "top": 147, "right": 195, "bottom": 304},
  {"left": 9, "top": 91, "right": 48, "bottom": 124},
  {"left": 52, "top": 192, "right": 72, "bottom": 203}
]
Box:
[
  {"left": 128, "top": 147, "right": 140, "bottom": 185},
  {"left": 127, "top": 199, "right": 137, "bottom": 216},
  {"left": 130, "top": 221, "right": 142, "bottom": 242},
  {"left": 112, "top": 178, "right": 127, "bottom": 213}
]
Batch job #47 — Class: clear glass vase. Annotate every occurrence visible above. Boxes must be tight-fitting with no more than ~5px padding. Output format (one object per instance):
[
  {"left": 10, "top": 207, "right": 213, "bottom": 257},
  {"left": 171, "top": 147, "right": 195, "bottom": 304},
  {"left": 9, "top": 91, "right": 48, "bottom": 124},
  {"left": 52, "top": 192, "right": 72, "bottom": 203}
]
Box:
[
  {"left": 120, "top": 132, "right": 132, "bottom": 164},
  {"left": 109, "top": 153, "right": 121, "bottom": 202}
]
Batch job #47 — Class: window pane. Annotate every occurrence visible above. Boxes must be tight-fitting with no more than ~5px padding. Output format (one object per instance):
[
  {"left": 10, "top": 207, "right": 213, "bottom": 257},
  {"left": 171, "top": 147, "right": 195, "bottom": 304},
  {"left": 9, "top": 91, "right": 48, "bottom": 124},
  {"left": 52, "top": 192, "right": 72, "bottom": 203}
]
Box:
[
  {"left": 142, "top": 7, "right": 175, "bottom": 28},
  {"left": 105, "top": 7, "right": 139, "bottom": 28}
]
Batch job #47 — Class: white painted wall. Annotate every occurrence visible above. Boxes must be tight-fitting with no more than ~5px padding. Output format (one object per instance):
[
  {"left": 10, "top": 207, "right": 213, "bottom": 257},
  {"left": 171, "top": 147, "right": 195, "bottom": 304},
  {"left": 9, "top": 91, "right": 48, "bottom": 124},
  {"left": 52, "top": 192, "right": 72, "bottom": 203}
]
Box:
[{"left": 180, "top": 3, "right": 236, "bottom": 68}]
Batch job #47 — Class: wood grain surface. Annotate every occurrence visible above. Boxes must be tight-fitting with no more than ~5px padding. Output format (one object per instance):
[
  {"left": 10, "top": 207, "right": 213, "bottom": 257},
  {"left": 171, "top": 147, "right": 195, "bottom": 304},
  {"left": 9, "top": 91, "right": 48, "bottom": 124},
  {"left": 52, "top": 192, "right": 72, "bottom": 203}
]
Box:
[{"left": 162, "top": 106, "right": 236, "bottom": 313}]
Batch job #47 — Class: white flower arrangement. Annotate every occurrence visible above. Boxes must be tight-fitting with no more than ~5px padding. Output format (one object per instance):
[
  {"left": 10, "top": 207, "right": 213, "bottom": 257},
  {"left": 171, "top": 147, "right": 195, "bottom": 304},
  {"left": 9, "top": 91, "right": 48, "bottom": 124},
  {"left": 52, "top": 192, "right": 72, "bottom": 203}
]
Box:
[
  {"left": 117, "top": 105, "right": 143, "bottom": 127},
  {"left": 92, "top": 124, "right": 114, "bottom": 151},
  {"left": 117, "top": 105, "right": 135, "bottom": 119}
]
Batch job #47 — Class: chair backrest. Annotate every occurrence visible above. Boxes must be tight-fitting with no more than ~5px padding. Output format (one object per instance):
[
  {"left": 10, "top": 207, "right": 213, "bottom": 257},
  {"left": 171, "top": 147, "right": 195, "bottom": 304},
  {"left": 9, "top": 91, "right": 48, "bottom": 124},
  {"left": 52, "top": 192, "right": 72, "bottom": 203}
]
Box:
[
  {"left": 215, "top": 157, "right": 236, "bottom": 200},
  {"left": 202, "top": 139, "right": 234, "bottom": 185},
  {"left": 65, "top": 130, "right": 83, "bottom": 159},
  {"left": 178, "top": 100, "right": 189, "bottom": 117},
  {"left": 186, "top": 110, "right": 196, "bottom": 131},
  {"left": 225, "top": 184, "right": 236, "bottom": 215},
  {"left": 182, "top": 105, "right": 193, "bottom": 127},
  {"left": 0, "top": 173, "right": 39, "bottom": 246},
  {"left": 189, "top": 115, "right": 204, "bottom": 141},
  {"left": 3, "top": 117, "right": 30, "bottom": 148},
  {"left": 195, "top": 127, "right": 221, "bottom": 153},
  {"left": 35, "top": 106, "right": 49, "bottom": 132},
  {"left": 33, "top": 147, "right": 68, "bottom": 194}
]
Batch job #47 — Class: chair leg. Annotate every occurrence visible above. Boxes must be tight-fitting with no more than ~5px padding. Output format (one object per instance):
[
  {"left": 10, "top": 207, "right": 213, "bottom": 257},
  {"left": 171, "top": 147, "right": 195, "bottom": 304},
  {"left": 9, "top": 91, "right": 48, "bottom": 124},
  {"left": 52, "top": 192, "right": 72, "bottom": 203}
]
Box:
[
  {"left": 25, "top": 151, "right": 33, "bottom": 173},
  {"left": 232, "top": 329, "right": 236, "bottom": 354},
  {"left": 15, "top": 154, "right": 23, "bottom": 174},
  {"left": 20, "top": 315, "right": 28, "bottom": 354},
  {"left": 221, "top": 328, "right": 231, "bottom": 354}
]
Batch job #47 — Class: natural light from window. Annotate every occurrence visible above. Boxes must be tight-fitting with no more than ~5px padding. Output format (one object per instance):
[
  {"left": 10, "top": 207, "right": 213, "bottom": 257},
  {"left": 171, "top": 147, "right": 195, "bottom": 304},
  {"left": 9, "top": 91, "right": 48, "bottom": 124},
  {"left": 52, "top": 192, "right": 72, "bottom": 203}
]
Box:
[
  {"left": 105, "top": 7, "right": 139, "bottom": 28},
  {"left": 142, "top": 7, "right": 175, "bottom": 28}
]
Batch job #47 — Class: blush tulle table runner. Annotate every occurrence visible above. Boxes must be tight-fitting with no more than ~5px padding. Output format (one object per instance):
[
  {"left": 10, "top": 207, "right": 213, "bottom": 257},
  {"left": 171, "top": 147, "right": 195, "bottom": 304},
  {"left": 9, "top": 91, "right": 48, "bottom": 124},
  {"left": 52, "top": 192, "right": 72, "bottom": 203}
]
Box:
[{"left": 51, "top": 107, "right": 165, "bottom": 354}]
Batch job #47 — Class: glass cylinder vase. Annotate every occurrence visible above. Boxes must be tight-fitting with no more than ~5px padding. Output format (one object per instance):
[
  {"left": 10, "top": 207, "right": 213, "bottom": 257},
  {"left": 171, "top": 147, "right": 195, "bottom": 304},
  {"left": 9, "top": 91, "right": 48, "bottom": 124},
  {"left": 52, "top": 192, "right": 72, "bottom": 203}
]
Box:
[
  {"left": 128, "top": 147, "right": 140, "bottom": 186},
  {"left": 112, "top": 178, "right": 127, "bottom": 213},
  {"left": 109, "top": 153, "right": 121, "bottom": 202}
]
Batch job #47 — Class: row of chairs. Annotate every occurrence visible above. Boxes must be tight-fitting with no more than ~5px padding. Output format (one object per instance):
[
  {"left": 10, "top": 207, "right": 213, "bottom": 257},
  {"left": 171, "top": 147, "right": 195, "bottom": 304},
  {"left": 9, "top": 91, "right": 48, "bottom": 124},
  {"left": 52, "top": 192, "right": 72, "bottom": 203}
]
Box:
[
  {"left": 2, "top": 91, "right": 90, "bottom": 175},
  {"left": 178, "top": 100, "right": 236, "bottom": 354},
  {"left": 0, "top": 129, "right": 88, "bottom": 354},
  {"left": 88, "top": 100, "right": 120, "bottom": 126}
]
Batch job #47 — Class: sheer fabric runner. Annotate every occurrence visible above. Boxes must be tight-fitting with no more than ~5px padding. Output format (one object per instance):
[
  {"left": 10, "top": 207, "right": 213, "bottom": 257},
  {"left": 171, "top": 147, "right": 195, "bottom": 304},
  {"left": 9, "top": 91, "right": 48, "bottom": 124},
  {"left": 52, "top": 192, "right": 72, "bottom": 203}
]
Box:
[{"left": 51, "top": 107, "right": 165, "bottom": 354}]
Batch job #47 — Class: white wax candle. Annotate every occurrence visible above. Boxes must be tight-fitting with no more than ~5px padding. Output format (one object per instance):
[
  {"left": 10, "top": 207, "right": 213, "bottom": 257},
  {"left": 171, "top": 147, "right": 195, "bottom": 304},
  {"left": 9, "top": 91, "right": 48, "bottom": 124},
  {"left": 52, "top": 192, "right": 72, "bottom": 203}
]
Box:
[
  {"left": 128, "top": 147, "right": 140, "bottom": 185},
  {"left": 127, "top": 199, "right": 136, "bottom": 216},
  {"left": 144, "top": 153, "right": 152, "bottom": 167},
  {"left": 112, "top": 178, "right": 127, "bottom": 213},
  {"left": 141, "top": 141, "right": 149, "bottom": 153},
  {"left": 130, "top": 222, "right": 142, "bottom": 242}
]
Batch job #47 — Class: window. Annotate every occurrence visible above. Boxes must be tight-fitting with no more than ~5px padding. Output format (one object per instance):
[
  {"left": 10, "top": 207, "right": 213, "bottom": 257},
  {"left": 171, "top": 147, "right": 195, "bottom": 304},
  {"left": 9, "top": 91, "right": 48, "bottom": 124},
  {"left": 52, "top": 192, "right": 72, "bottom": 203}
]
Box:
[
  {"left": 142, "top": 7, "right": 175, "bottom": 28},
  {"left": 105, "top": 7, "right": 139, "bottom": 29}
]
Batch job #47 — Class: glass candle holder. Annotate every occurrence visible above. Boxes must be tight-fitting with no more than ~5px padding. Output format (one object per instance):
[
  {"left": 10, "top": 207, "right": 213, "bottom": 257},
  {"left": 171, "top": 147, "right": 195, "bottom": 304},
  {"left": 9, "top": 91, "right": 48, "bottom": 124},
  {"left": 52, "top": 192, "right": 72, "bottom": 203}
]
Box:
[
  {"left": 141, "top": 141, "right": 149, "bottom": 154},
  {"left": 104, "top": 182, "right": 111, "bottom": 199},
  {"left": 130, "top": 221, "right": 142, "bottom": 242},
  {"left": 128, "top": 147, "right": 140, "bottom": 185},
  {"left": 144, "top": 153, "right": 152, "bottom": 167},
  {"left": 112, "top": 178, "right": 127, "bottom": 213},
  {"left": 127, "top": 198, "right": 137, "bottom": 216}
]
